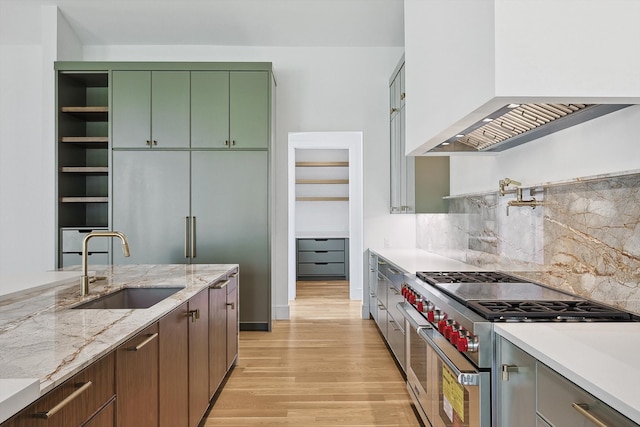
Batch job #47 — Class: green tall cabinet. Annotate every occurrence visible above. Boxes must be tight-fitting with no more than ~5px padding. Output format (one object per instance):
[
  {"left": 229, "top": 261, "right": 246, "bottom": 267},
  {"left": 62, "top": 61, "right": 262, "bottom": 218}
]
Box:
[{"left": 55, "top": 62, "right": 274, "bottom": 331}]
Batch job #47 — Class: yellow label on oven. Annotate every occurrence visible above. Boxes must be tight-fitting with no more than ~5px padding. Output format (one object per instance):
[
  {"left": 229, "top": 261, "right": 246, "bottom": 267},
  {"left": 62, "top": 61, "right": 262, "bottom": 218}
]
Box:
[{"left": 442, "top": 367, "right": 465, "bottom": 422}]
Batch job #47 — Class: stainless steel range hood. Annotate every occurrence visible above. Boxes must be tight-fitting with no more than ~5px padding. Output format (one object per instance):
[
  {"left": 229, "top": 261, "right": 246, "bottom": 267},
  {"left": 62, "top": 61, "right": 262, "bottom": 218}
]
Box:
[{"left": 427, "top": 103, "right": 631, "bottom": 153}]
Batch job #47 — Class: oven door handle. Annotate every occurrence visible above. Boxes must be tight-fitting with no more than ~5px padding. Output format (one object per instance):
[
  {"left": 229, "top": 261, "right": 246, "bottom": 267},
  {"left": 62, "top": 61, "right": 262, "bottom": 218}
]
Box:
[
  {"left": 417, "top": 327, "right": 481, "bottom": 387},
  {"left": 397, "top": 302, "right": 431, "bottom": 330}
]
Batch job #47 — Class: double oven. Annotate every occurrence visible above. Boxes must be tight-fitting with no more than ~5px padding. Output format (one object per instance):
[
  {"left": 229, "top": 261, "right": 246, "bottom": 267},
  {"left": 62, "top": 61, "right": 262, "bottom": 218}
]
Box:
[{"left": 398, "top": 271, "right": 636, "bottom": 427}]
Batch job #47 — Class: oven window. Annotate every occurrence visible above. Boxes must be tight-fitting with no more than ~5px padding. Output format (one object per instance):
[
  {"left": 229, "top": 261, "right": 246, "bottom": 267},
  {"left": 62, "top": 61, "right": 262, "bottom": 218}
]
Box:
[{"left": 409, "top": 326, "right": 428, "bottom": 392}]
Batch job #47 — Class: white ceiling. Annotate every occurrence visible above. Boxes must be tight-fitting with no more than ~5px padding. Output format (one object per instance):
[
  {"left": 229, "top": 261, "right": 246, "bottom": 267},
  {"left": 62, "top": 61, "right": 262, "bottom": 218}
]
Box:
[{"left": 0, "top": 0, "right": 404, "bottom": 47}]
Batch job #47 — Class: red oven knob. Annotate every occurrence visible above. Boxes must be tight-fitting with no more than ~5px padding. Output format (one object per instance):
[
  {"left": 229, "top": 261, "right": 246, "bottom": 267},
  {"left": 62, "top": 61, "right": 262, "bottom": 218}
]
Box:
[
  {"left": 450, "top": 327, "right": 461, "bottom": 345},
  {"left": 416, "top": 299, "right": 424, "bottom": 312},
  {"left": 443, "top": 320, "right": 455, "bottom": 339},
  {"left": 409, "top": 293, "right": 417, "bottom": 304},
  {"left": 428, "top": 309, "right": 444, "bottom": 322},
  {"left": 457, "top": 334, "right": 479, "bottom": 353}
]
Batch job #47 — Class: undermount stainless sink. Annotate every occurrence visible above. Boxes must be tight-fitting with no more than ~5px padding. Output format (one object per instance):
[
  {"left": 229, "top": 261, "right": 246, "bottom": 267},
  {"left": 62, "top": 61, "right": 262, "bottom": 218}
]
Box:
[{"left": 73, "top": 287, "right": 183, "bottom": 310}]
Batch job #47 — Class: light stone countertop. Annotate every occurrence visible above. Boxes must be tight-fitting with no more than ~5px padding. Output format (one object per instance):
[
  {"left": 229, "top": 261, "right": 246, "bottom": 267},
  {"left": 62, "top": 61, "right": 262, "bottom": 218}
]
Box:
[
  {"left": 369, "top": 248, "right": 483, "bottom": 274},
  {"left": 0, "top": 264, "right": 237, "bottom": 421},
  {"left": 495, "top": 323, "right": 640, "bottom": 424}
]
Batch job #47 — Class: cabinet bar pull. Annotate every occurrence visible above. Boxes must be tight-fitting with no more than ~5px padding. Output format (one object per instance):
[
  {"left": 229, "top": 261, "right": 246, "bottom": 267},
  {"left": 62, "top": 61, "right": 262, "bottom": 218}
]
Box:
[
  {"left": 226, "top": 302, "right": 235, "bottom": 310},
  {"left": 34, "top": 381, "right": 93, "bottom": 419},
  {"left": 387, "top": 267, "right": 400, "bottom": 275},
  {"left": 501, "top": 364, "right": 519, "bottom": 381},
  {"left": 389, "top": 319, "right": 401, "bottom": 331},
  {"left": 128, "top": 332, "right": 158, "bottom": 351},
  {"left": 211, "top": 279, "right": 230, "bottom": 289},
  {"left": 186, "top": 309, "right": 200, "bottom": 322},
  {"left": 229, "top": 272, "right": 238, "bottom": 278},
  {"left": 571, "top": 403, "right": 609, "bottom": 427},
  {"left": 389, "top": 286, "right": 400, "bottom": 295},
  {"left": 184, "top": 216, "right": 190, "bottom": 258},
  {"left": 191, "top": 216, "right": 196, "bottom": 258}
]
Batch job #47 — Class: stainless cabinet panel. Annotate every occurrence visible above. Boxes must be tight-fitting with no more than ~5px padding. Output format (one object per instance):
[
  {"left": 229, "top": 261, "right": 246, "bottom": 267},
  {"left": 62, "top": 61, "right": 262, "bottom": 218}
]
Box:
[
  {"left": 112, "top": 151, "right": 190, "bottom": 264},
  {"left": 191, "top": 151, "right": 269, "bottom": 326},
  {"left": 496, "top": 336, "right": 537, "bottom": 427},
  {"left": 537, "top": 363, "right": 637, "bottom": 427}
]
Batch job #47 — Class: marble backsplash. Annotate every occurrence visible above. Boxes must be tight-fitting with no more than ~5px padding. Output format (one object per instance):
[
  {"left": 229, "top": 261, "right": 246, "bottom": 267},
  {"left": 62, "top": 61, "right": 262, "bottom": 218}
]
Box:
[{"left": 417, "top": 172, "right": 640, "bottom": 315}]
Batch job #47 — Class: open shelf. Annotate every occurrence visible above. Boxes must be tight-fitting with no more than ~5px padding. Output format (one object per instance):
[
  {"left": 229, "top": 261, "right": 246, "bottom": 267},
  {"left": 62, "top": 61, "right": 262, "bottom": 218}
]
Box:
[
  {"left": 61, "top": 166, "right": 108, "bottom": 174},
  {"left": 61, "top": 197, "right": 109, "bottom": 203},
  {"left": 60, "top": 106, "right": 108, "bottom": 121}
]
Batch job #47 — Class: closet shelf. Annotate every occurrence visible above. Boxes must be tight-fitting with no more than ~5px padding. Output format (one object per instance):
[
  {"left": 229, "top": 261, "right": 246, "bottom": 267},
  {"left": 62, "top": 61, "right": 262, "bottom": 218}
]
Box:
[
  {"left": 296, "top": 179, "right": 349, "bottom": 184},
  {"left": 296, "top": 197, "right": 349, "bottom": 202},
  {"left": 295, "top": 161, "right": 349, "bottom": 167},
  {"left": 60, "top": 136, "right": 109, "bottom": 146}
]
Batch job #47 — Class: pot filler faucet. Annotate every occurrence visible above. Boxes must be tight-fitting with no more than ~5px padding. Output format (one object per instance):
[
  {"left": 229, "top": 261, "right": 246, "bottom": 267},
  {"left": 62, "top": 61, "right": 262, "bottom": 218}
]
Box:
[
  {"left": 81, "top": 231, "right": 130, "bottom": 296},
  {"left": 499, "top": 178, "right": 546, "bottom": 216}
]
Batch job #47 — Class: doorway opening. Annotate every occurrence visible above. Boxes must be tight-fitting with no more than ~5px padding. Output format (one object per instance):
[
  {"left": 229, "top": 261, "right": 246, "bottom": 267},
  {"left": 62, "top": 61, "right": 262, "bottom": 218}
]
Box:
[{"left": 287, "top": 132, "right": 364, "bottom": 317}]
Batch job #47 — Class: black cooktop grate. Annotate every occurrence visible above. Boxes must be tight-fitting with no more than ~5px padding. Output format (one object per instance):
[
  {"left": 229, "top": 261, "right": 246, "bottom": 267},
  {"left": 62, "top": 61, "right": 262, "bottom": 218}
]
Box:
[
  {"left": 416, "top": 271, "right": 528, "bottom": 285},
  {"left": 468, "top": 300, "right": 634, "bottom": 321}
]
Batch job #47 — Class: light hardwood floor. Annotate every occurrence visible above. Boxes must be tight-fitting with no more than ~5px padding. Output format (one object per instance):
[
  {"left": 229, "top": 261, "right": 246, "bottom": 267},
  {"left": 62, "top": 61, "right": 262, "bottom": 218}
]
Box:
[{"left": 203, "top": 280, "right": 421, "bottom": 426}]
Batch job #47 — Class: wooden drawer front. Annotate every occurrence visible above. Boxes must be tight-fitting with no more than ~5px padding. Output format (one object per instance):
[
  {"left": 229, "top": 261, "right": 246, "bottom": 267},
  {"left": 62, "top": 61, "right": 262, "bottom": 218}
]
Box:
[
  {"left": 297, "top": 262, "right": 345, "bottom": 276},
  {"left": 84, "top": 398, "right": 115, "bottom": 427},
  {"left": 298, "top": 238, "right": 344, "bottom": 251},
  {"left": 5, "top": 353, "right": 115, "bottom": 427},
  {"left": 297, "top": 251, "right": 344, "bottom": 263},
  {"left": 537, "top": 363, "right": 636, "bottom": 427},
  {"left": 61, "top": 228, "right": 109, "bottom": 253}
]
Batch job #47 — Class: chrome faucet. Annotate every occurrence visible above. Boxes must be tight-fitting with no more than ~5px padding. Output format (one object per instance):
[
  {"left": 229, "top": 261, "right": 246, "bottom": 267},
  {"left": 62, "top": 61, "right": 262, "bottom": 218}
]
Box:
[{"left": 81, "top": 231, "right": 130, "bottom": 296}]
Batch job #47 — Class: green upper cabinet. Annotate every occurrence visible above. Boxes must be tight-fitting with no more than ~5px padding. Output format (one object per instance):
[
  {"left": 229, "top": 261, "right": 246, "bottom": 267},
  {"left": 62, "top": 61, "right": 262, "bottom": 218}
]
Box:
[
  {"left": 191, "top": 71, "right": 269, "bottom": 149},
  {"left": 230, "top": 72, "right": 269, "bottom": 149},
  {"left": 191, "top": 71, "right": 230, "bottom": 149},
  {"left": 112, "top": 70, "right": 190, "bottom": 148}
]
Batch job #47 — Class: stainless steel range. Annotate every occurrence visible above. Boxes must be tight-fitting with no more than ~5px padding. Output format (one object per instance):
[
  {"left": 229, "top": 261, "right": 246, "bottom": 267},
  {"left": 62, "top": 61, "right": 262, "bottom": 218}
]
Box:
[{"left": 398, "top": 271, "right": 636, "bottom": 427}]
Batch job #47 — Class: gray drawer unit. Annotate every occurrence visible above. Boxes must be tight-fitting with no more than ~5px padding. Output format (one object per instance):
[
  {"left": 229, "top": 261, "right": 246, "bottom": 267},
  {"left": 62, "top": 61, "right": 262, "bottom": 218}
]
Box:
[
  {"left": 297, "top": 238, "right": 345, "bottom": 251},
  {"left": 296, "top": 238, "right": 348, "bottom": 280}
]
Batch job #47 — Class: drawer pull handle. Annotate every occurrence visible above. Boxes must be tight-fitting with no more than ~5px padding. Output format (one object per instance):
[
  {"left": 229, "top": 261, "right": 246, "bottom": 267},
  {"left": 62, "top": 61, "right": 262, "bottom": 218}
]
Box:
[
  {"left": 315, "top": 263, "right": 329, "bottom": 265},
  {"left": 388, "top": 319, "right": 401, "bottom": 331},
  {"left": 315, "top": 251, "right": 329, "bottom": 253},
  {"left": 387, "top": 267, "right": 400, "bottom": 275},
  {"left": 571, "top": 403, "right": 609, "bottom": 427},
  {"left": 34, "top": 381, "right": 93, "bottom": 419},
  {"left": 389, "top": 286, "right": 400, "bottom": 295},
  {"left": 211, "top": 279, "right": 230, "bottom": 289},
  {"left": 128, "top": 332, "right": 159, "bottom": 351},
  {"left": 229, "top": 272, "right": 238, "bottom": 278},
  {"left": 226, "top": 302, "right": 235, "bottom": 310},
  {"left": 314, "top": 239, "right": 328, "bottom": 241}
]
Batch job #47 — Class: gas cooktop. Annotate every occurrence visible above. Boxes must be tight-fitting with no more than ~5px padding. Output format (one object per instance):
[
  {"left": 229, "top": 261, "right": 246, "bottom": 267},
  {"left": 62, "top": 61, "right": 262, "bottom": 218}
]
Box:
[
  {"left": 416, "top": 271, "right": 528, "bottom": 284},
  {"left": 415, "top": 271, "right": 635, "bottom": 322},
  {"left": 467, "top": 300, "right": 634, "bottom": 321}
]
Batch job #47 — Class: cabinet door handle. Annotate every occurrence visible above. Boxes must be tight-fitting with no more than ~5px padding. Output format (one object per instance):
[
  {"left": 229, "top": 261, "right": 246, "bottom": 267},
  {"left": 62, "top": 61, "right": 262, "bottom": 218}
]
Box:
[
  {"left": 389, "top": 286, "right": 400, "bottom": 295},
  {"left": 229, "top": 272, "right": 238, "bottom": 278},
  {"left": 387, "top": 267, "right": 400, "bottom": 275},
  {"left": 146, "top": 140, "right": 151, "bottom": 146},
  {"left": 128, "top": 332, "right": 159, "bottom": 351},
  {"left": 34, "top": 381, "right": 93, "bottom": 419},
  {"left": 190, "top": 216, "right": 196, "bottom": 258},
  {"left": 152, "top": 140, "right": 157, "bottom": 146},
  {"left": 388, "top": 319, "right": 401, "bottom": 331},
  {"left": 231, "top": 140, "right": 236, "bottom": 146},
  {"left": 184, "top": 217, "right": 190, "bottom": 258},
  {"left": 224, "top": 140, "right": 229, "bottom": 146},
  {"left": 186, "top": 309, "right": 200, "bottom": 323},
  {"left": 571, "top": 403, "right": 610, "bottom": 427},
  {"left": 226, "top": 302, "right": 235, "bottom": 310},
  {"left": 211, "top": 279, "right": 230, "bottom": 290},
  {"left": 501, "top": 364, "right": 519, "bottom": 381}
]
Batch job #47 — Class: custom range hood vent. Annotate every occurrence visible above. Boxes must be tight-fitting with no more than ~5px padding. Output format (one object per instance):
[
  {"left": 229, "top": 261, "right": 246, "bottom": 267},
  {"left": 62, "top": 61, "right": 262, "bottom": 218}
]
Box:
[{"left": 428, "top": 103, "right": 631, "bottom": 153}]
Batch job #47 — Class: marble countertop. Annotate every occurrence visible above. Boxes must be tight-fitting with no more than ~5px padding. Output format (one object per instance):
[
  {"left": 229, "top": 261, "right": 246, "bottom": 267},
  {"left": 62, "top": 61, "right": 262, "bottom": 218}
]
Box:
[
  {"left": 0, "top": 271, "right": 83, "bottom": 298},
  {"left": 369, "top": 248, "right": 482, "bottom": 274},
  {"left": 495, "top": 323, "right": 640, "bottom": 424},
  {"left": 0, "top": 263, "right": 236, "bottom": 422}
]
